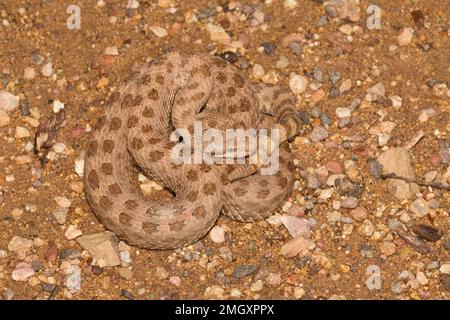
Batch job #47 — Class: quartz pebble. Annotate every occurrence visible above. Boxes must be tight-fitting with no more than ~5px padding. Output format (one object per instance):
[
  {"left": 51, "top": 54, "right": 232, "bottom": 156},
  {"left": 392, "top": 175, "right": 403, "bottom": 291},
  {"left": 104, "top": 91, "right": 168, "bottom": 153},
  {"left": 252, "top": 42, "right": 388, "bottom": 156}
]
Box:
[
  {"left": 289, "top": 74, "right": 308, "bottom": 95},
  {"left": 12, "top": 263, "right": 35, "bottom": 281},
  {"left": 397, "top": 27, "right": 414, "bottom": 46},
  {"left": 65, "top": 225, "right": 82, "bottom": 240},
  {"left": 8, "top": 236, "right": 33, "bottom": 252},
  {"left": 41, "top": 62, "right": 53, "bottom": 77},
  {"left": 76, "top": 231, "right": 121, "bottom": 267},
  {"left": 209, "top": 226, "right": 225, "bottom": 244},
  {"left": 150, "top": 25, "right": 168, "bottom": 38},
  {"left": 309, "top": 126, "right": 329, "bottom": 142},
  {"left": 23, "top": 67, "right": 36, "bottom": 80}
]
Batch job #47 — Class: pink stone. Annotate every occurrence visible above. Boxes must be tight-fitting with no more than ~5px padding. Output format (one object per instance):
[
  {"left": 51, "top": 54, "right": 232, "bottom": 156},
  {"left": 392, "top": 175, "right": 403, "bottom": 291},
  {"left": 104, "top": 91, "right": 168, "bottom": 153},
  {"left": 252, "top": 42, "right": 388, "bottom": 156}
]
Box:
[
  {"left": 280, "top": 237, "right": 314, "bottom": 258},
  {"left": 351, "top": 207, "right": 368, "bottom": 221},
  {"left": 71, "top": 126, "right": 85, "bottom": 138},
  {"left": 430, "top": 154, "right": 442, "bottom": 167},
  {"left": 280, "top": 215, "right": 310, "bottom": 238},
  {"left": 169, "top": 276, "right": 181, "bottom": 287},
  {"left": 312, "top": 89, "right": 326, "bottom": 104},
  {"left": 324, "top": 160, "right": 344, "bottom": 174},
  {"left": 12, "top": 262, "right": 35, "bottom": 281},
  {"left": 286, "top": 204, "right": 305, "bottom": 217}
]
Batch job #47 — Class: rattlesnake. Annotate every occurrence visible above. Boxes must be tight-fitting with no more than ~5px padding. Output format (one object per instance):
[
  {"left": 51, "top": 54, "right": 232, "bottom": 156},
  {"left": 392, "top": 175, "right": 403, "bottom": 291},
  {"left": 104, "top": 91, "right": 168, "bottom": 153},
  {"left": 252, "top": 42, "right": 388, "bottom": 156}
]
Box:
[{"left": 84, "top": 52, "right": 301, "bottom": 249}]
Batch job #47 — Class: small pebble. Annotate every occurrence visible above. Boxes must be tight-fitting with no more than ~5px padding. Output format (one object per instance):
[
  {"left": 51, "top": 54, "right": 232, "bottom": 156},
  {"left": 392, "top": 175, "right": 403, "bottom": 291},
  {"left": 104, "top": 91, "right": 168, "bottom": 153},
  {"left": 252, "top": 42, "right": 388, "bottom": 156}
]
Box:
[
  {"left": 289, "top": 74, "right": 308, "bottom": 95},
  {"left": 209, "top": 226, "right": 225, "bottom": 243},
  {"left": 261, "top": 42, "right": 277, "bottom": 56},
  {"left": 41, "top": 62, "right": 53, "bottom": 77},
  {"left": 232, "top": 265, "right": 257, "bottom": 279},
  {"left": 309, "top": 126, "right": 329, "bottom": 142},
  {"left": 250, "top": 280, "right": 264, "bottom": 292},
  {"left": 12, "top": 263, "right": 35, "bottom": 281}
]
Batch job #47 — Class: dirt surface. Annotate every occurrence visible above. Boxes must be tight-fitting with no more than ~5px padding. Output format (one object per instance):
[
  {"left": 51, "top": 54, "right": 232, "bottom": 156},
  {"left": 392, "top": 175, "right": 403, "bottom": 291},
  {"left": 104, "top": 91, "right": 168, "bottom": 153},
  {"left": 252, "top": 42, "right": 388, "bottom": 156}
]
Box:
[{"left": 0, "top": 0, "right": 449, "bottom": 300}]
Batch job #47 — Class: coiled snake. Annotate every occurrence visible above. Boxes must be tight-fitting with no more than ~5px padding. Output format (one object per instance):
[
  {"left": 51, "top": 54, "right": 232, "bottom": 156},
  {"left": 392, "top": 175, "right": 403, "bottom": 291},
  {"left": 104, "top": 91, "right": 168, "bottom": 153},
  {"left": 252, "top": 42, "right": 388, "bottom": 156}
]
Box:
[{"left": 84, "top": 52, "right": 301, "bottom": 249}]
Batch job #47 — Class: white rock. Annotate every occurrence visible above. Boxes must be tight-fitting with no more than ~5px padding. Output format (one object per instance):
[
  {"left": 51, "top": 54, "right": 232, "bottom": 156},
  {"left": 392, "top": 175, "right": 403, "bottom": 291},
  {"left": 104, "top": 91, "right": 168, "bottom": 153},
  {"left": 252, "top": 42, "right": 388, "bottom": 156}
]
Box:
[
  {"left": 54, "top": 196, "right": 71, "bottom": 208},
  {"left": 261, "top": 70, "right": 279, "bottom": 84},
  {"left": 336, "top": 107, "right": 351, "bottom": 118},
  {"left": 204, "top": 285, "right": 225, "bottom": 299},
  {"left": 41, "top": 62, "right": 53, "bottom": 77},
  {"left": 23, "top": 67, "right": 36, "bottom": 80},
  {"left": 358, "top": 219, "right": 375, "bottom": 237},
  {"left": 416, "top": 271, "right": 428, "bottom": 285},
  {"left": 339, "top": 78, "right": 352, "bottom": 93},
  {"left": 377, "top": 147, "right": 419, "bottom": 200},
  {"left": 76, "top": 231, "right": 121, "bottom": 267},
  {"left": 397, "top": 27, "right": 414, "bottom": 46},
  {"left": 409, "top": 198, "right": 429, "bottom": 218},
  {"left": 366, "top": 82, "right": 385, "bottom": 98},
  {"left": 230, "top": 288, "right": 242, "bottom": 298},
  {"left": 53, "top": 208, "right": 69, "bottom": 225},
  {"left": 418, "top": 108, "right": 435, "bottom": 123},
  {"left": 280, "top": 236, "right": 314, "bottom": 258},
  {"left": 252, "top": 64, "right": 265, "bottom": 80},
  {"left": 52, "top": 142, "right": 67, "bottom": 154},
  {"left": 389, "top": 95, "right": 403, "bottom": 109},
  {"left": 319, "top": 188, "right": 334, "bottom": 200},
  {"left": 15, "top": 126, "right": 30, "bottom": 139},
  {"left": 8, "top": 236, "right": 33, "bottom": 252},
  {"left": 279, "top": 215, "right": 310, "bottom": 238},
  {"left": 65, "top": 265, "right": 81, "bottom": 293},
  {"left": 12, "top": 262, "right": 35, "bottom": 281},
  {"left": 104, "top": 46, "right": 119, "bottom": 56},
  {"left": 276, "top": 55, "right": 289, "bottom": 69},
  {"left": 155, "top": 267, "right": 169, "bottom": 279},
  {"left": 366, "top": 265, "right": 381, "bottom": 290},
  {"left": 74, "top": 157, "right": 85, "bottom": 178},
  {"left": 439, "top": 263, "right": 450, "bottom": 275},
  {"left": 289, "top": 74, "right": 308, "bottom": 95},
  {"left": 294, "top": 287, "right": 305, "bottom": 299},
  {"left": 120, "top": 251, "right": 131, "bottom": 264},
  {"left": 369, "top": 121, "right": 397, "bottom": 136},
  {"left": 209, "top": 226, "right": 225, "bottom": 243},
  {"left": 266, "top": 215, "right": 283, "bottom": 226},
  {"left": 206, "top": 23, "right": 231, "bottom": 45},
  {"left": 377, "top": 133, "right": 391, "bottom": 146},
  {"left": 65, "top": 225, "right": 82, "bottom": 240},
  {"left": 0, "top": 90, "right": 20, "bottom": 112},
  {"left": 52, "top": 100, "right": 65, "bottom": 113},
  {"left": 339, "top": 24, "right": 353, "bottom": 35},
  {"left": 150, "top": 25, "right": 168, "bottom": 38},
  {"left": 250, "top": 280, "right": 264, "bottom": 292}
]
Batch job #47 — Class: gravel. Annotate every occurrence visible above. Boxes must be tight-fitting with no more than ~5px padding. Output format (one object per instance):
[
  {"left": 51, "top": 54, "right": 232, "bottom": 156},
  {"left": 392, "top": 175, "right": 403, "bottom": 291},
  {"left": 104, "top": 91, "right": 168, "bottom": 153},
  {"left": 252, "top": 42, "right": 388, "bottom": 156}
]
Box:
[{"left": 232, "top": 265, "right": 257, "bottom": 279}]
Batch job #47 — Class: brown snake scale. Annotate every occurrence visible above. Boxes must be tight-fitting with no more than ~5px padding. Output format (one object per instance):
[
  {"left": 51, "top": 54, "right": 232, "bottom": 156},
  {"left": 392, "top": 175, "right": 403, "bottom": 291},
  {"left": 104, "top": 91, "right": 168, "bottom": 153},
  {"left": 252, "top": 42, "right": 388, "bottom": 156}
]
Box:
[{"left": 84, "top": 52, "right": 301, "bottom": 249}]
